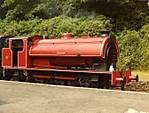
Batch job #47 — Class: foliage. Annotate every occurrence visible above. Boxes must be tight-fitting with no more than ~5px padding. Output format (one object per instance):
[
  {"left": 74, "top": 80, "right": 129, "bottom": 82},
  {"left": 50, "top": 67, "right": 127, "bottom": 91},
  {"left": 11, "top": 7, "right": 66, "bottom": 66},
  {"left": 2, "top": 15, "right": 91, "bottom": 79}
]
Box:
[
  {"left": 118, "top": 30, "right": 141, "bottom": 69},
  {"left": 0, "top": 0, "right": 149, "bottom": 70},
  {"left": 118, "top": 25, "right": 149, "bottom": 70},
  {"left": 0, "top": 19, "right": 42, "bottom": 36},
  {"left": 0, "top": 0, "right": 148, "bottom": 31},
  {"left": 0, "top": 16, "right": 112, "bottom": 37},
  {"left": 0, "top": 0, "right": 63, "bottom": 20}
]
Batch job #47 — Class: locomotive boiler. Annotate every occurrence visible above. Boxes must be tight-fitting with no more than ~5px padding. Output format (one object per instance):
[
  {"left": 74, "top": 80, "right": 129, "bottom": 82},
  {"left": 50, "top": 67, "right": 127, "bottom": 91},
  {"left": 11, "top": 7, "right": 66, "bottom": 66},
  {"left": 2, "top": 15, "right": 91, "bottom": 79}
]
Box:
[
  {"left": 29, "top": 33, "right": 118, "bottom": 70},
  {"left": 1, "top": 33, "right": 138, "bottom": 89}
]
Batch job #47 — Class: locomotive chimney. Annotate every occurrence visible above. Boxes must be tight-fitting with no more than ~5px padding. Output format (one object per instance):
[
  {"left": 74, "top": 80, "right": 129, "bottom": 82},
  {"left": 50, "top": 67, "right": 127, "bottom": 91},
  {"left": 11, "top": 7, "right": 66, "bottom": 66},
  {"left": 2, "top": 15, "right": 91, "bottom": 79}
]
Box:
[{"left": 62, "top": 33, "right": 73, "bottom": 39}]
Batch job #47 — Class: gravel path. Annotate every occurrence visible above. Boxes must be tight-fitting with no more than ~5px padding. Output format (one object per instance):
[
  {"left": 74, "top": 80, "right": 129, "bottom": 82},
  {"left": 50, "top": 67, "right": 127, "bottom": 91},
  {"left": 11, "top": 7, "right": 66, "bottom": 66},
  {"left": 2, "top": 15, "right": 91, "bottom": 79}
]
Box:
[
  {"left": 126, "top": 81, "right": 149, "bottom": 92},
  {"left": 0, "top": 80, "right": 149, "bottom": 113}
]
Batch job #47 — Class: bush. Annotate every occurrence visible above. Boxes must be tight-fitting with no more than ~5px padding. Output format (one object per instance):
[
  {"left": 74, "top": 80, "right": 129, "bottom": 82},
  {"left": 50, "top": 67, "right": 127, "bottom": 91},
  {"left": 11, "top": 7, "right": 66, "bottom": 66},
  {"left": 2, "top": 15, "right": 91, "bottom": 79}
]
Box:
[
  {"left": 0, "top": 19, "right": 42, "bottom": 36},
  {"left": 118, "top": 30, "right": 141, "bottom": 69},
  {"left": 33, "top": 16, "right": 112, "bottom": 38},
  {"left": 0, "top": 16, "right": 148, "bottom": 70},
  {"left": 0, "top": 16, "right": 112, "bottom": 38},
  {"left": 118, "top": 25, "right": 149, "bottom": 70}
]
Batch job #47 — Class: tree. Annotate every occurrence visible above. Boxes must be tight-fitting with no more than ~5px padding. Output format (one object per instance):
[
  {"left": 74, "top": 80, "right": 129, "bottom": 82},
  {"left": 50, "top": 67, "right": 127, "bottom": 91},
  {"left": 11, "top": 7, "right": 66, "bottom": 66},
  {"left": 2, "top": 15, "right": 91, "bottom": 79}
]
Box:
[
  {"left": 0, "top": 0, "right": 63, "bottom": 20},
  {"left": 0, "top": 0, "right": 148, "bottom": 69},
  {"left": 1, "top": 0, "right": 148, "bottom": 31}
]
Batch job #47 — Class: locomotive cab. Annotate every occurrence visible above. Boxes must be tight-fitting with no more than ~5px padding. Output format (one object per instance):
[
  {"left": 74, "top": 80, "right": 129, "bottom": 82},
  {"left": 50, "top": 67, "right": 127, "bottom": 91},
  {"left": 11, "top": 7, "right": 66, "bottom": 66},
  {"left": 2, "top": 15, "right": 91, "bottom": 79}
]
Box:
[
  {"left": 11, "top": 39, "right": 24, "bottom": 67},
  {"left": 2, "top": 37, "right": 28, "bottom": 68},
  {"left": 2, "top": 36, "right": 43, "bottom": 68}
]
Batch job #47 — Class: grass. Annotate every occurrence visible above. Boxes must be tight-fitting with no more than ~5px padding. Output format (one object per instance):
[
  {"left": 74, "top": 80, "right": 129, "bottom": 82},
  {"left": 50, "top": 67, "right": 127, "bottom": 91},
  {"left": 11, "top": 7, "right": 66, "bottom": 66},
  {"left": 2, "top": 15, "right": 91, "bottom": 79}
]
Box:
[{"left": 132, "top": 70, "right": 149, "bottom": 81}]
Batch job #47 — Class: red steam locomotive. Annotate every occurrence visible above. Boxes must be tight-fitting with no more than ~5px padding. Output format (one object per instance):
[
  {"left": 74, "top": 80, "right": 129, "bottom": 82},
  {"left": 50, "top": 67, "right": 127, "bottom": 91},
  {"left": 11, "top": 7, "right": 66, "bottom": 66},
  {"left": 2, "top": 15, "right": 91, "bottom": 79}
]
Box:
[{"left": 1, "top": 33, "right": 138, "bottom": 89}]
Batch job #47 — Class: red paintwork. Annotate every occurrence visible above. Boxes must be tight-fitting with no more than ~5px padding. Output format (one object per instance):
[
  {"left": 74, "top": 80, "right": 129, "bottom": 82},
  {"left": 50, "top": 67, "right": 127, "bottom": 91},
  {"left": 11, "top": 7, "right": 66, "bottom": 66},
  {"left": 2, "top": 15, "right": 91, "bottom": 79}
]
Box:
[
  {"left": 32, "top": 57, "right": 104, "bottom": 67},
  {"left": 30, "top": 36, "right": 110, "bottom": 57},
  {"left": 29, "top": 35, "right": 119, "bottom": 67},
  {"left": 32, "top": 75, "right": 75, "bottom": 80},
  {"left": 27, "top": 46, "right": 33, "bottom": 68},
  {"left": 2, "top": 48, "right": 12, "bottom": 67},
  {"left": 3, "top": 66, "right": 111, "bottom": 75},
  {"left": 111, "top": 71, "right": 122, "bottom": 86},
  {"left": 1, "top": 34, "right": 137, "bottom": 87},
  {"left": 2, "top": 37, "right": 31, "bottom": 68},
  {"left": 111, "top": 70, "right": 137, "bottom": 86},
  {"left": 32, "top": 75, "right": 51, "bottom": 79},
  {"left": 18, "top": 39, "right": 28, "bottom": 67},
  {"left": 32, "top": 58, "right": 68, "bottom": 69},
  {"left": 55, "top": 76, "right": 75, "bottom": 81}
]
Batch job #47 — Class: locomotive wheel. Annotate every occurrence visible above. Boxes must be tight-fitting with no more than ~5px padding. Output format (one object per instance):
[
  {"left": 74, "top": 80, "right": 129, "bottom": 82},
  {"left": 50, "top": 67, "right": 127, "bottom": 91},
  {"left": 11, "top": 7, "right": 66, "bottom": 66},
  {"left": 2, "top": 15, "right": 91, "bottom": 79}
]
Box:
[
  {"left": 84, "top": 78, "right": 91, "bottom": 87},
  {"left": 98, "top": 75, "right": 111, "bottom": 89},
  {"left": 121, "top": 77, "right": 126, "bottom": 90},
  {"left": 3, "top": 69, "right": 13, "bottom": 80},
  {"left": 90, "top": 81, "right": 99, "bottom": 88},
  {"left": 105, "top": 78, "right": 110, "bottom": 89},
  {"left": 66, "top": 81, "right": 72, "bottom": 86},
  {"left": 27, "top": 75, "right": 35, "bottom": 82},
  {"left": 18, "top": 71, "right": 26, "bottom": 82},
  {"left": 99, "top": 80, "right": 105, "bottom": 89}
]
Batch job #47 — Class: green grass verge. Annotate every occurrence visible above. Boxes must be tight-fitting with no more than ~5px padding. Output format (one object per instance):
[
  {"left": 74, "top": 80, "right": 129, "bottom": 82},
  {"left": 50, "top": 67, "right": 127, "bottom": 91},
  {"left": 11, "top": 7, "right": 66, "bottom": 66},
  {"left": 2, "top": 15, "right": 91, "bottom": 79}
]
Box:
[{"left": 132, "top": 70, "right": 149, "bottom": 81}]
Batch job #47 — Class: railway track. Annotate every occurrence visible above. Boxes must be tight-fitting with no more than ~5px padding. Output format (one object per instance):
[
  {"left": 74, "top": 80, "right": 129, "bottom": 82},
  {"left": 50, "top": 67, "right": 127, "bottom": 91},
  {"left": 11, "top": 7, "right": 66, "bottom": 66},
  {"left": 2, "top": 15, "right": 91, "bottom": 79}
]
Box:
[
  {"left": 29, "top": 80, "right": 149, "bottom": 93},
  {"left": 125, "top": 81, "right": 149, "bottom": 93},
  {"left": 3, "top": 76, "right": 149, "bottom": 92}
]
